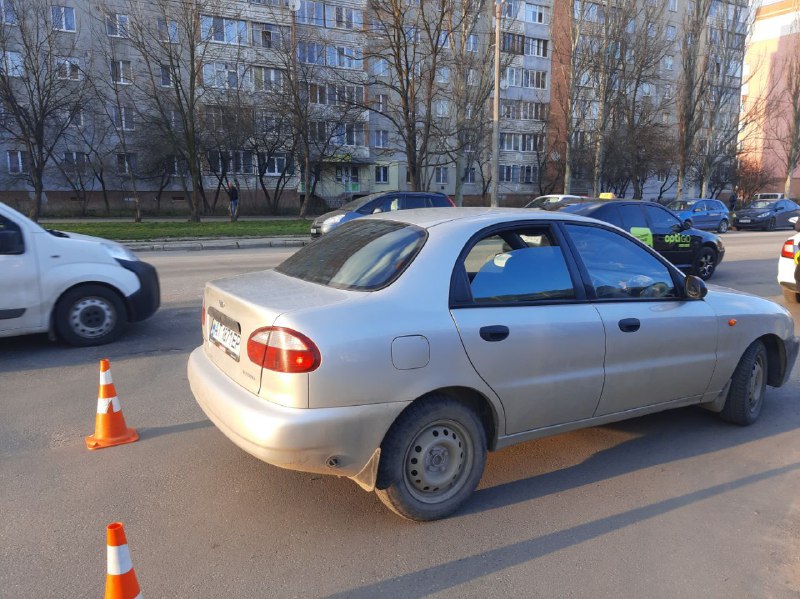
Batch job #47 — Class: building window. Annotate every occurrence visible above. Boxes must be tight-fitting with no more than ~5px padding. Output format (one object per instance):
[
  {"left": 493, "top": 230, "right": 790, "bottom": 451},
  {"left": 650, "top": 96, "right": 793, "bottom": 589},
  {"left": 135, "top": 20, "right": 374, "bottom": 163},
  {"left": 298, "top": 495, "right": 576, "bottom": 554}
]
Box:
[
  {"left": 297, "top": 0, "right": 325, "bottom": 25},
  {"left": 202, "top": 62, "right": 248, "bottom": 89},
  {"left": 253, "top": 66, "right": 282, "bottom": 91},
  {"left": 524, "top": 38, "right": 548, "bottom": 58},
  {"left": 668, "top": 0, "right": 677, "bottom": 11},
  {"left": 1, "top": 0, "right": 16, "bottom": 25},
  {"left": 110, "top": 60, "right": 132, "bottom": 84},
  {"left": 326, "top": 5, "right": 363, "bottom": 30},
  {"left": 116, "top": 152, "right": 136, "bottom": 174},
  {"left": 52, "top": 6, "right": 76, "bottom": 32},
  {"left": 7, "top": 150, "right": 28, "bottom": 174},
  {"left": 66, "top": 109, "right": 84, "bottom": 127},
  {"left": 666, "top": 25, "right": 676, "bottom": 41},
  {"left": 297, "top": 41, "right": 325, "bottom": 65},
  {"left": 111, "top": 105, "right": 135, "bottom": 130},
  {"left": 374, "top": 93, "right": 388, "bottom": 113},
  {"left": 200, "top": 15, "right": 247, "bottom": 45},
  {"left": 106, "top": 13, "right": 128, "bottom": 37},
  {"left": 157, "top": 18, "right": 178, "bottom": 43},
  {"left": 333, "top": 122, "right": 365, "bottom": 146},
  {"left": 335, "top": 166, "right": 359, "bottom": 182},
  {"left": 434, "top": 167, "right": 448, "bottom": 184},
  {"left": 375, "top": 165, "right": 389, "bottom": 183},
  {"left": 467, "top": 34, "right": 478, "bottom": 52},
  {"left": 372, "top": 129, "right": 389, "bottom": 148},
  {"left": 252, "top": 22, "right": 275, "bottom": 48},
  {"left": 158, "top": 65, "right": 171, "bottom": 86},
  {"left": 435, "top": 66, "right": 450, "bottom": 84},
  {"left": 464, "top": 167, "right": 476, "bottom": 183},
  {"left": 663, "top": 55, "right": 673, "bottom": 71},
  {"left": 371, "top": 58, "right": 389, "bottom": 77},
  {"left": 55, "top": 57, "right": 81, "bottom": 80},
  {"left": 524, "top": 3, "right": 548, "bottom": 24},
  {"left": 259, "top": 153, "right": 287, "bottom": 175},
  {"left": 523, "top": 70, "right": 547, "bottom": 90},
  {"left": 327, "top": 46, "right": 362, "bottom": 70},
  {"left": 63, "top": 151, "right": 87, "bottom": 173},
  {"left": 502, "top": 33, "right": 524, "bottom": 55}
]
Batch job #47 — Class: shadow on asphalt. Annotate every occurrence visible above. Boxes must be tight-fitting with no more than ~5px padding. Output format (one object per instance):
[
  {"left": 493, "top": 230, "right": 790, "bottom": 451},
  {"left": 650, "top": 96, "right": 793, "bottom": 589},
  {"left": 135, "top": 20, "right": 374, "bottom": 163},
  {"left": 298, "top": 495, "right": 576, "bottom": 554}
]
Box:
[
  {"left": 137, "top": 419, "right": 214, "bottom": 440},
  {"left": 0, "top": 305, "right": 200, "bottom": 374}
]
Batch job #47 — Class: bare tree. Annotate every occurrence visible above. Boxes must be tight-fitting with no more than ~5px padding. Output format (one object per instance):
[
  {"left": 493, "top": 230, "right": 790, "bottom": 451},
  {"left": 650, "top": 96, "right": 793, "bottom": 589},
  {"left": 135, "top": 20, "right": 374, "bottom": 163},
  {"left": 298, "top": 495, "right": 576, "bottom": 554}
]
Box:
[
  {"left": 735, "top": 153, "right": 778, "bottom": 203},
  {"left": 768, "top": 17, "right": 800, "bottom": 197},
  {"left": 0, "top": 0, "right": 92, "bottom": 220}
]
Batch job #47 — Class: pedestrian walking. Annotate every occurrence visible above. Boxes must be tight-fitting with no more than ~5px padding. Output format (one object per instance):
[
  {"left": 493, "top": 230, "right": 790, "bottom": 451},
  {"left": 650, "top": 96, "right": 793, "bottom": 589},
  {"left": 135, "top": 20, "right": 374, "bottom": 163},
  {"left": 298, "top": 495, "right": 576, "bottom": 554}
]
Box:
[
  {"left": 227, "top": 181, "right": 239, "bottom": 222},
  {"left": 729, "top": 189, "right": 738, "bottom": 212}
]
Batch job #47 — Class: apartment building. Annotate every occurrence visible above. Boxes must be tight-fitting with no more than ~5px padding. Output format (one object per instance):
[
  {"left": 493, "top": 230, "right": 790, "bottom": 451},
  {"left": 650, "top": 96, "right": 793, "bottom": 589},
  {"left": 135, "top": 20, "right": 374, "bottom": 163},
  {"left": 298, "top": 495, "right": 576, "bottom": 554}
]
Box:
[{"left": 740, "top": 0, "right": 800, "bottom": 197}]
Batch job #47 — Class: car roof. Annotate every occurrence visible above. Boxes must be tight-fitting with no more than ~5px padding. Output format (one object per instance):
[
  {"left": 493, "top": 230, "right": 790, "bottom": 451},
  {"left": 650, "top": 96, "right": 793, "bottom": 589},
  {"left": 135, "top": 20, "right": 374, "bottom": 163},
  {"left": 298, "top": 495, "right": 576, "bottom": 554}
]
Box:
[{"left": 360, "top": 206, "right": 600, "bottom": 229}]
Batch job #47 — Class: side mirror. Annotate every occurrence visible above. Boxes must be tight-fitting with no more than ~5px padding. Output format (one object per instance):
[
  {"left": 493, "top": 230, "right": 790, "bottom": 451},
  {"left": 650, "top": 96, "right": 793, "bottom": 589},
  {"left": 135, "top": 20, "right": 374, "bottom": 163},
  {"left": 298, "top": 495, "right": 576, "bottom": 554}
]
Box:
[
  {"left": 685, "top": 275, "right": 708, "bottom": 300},
  {"left": 681, "top": 220, "right": 692, "bottom": 231},
  {"left": 776, "top": 206, "right": 784, "bottom": 211},
  {"left": 0, "top": 230, "right": 23, "bottom": 254}
]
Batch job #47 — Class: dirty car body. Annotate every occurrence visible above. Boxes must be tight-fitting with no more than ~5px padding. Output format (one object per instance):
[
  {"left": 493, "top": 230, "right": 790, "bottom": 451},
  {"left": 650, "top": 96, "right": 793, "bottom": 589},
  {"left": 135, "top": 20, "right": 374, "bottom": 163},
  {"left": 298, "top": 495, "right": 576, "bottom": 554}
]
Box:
[{"left": 188, "top": 208, "right": 798, "bottom": 521}]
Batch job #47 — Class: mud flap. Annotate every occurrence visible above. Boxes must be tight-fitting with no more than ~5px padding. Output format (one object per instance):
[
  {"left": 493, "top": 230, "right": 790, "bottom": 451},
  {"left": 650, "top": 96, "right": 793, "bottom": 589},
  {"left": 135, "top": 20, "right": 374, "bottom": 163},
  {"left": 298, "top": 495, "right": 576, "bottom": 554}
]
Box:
[{"left": 349, "top": 448, "right": 381, "bottom": 492}]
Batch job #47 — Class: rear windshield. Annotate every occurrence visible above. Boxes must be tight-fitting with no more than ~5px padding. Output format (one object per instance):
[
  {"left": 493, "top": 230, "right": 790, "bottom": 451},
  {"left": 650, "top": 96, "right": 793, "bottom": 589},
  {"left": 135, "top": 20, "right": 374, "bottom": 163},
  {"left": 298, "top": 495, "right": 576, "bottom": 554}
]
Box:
[{"left": 276, "top": 220, "right": 427, "bottom": 291}]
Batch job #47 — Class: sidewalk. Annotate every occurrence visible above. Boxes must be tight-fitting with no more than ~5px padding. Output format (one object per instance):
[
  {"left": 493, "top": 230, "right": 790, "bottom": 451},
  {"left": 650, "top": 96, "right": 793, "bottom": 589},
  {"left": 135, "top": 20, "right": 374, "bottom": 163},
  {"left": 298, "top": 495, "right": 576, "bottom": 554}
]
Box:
[{"left": 124, "top": 235, "right": 311, "bottom": 252}]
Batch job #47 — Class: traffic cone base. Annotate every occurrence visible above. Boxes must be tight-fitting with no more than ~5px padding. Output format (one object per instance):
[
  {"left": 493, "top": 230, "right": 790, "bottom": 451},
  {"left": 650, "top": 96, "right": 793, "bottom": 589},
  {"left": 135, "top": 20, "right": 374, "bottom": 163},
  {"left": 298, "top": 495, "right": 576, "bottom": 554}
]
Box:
[
  {"left": 86, "top": 359, "right": 138, "bottom": 450},
  {"left": 105, "top": 522, "right": 142, "bottom": 599}
]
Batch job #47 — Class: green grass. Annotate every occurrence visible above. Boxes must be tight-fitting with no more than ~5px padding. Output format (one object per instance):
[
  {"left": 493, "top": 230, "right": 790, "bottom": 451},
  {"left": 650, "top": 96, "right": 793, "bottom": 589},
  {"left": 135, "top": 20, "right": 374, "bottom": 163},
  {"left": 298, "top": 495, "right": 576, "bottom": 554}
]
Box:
[{"left": 43, "top": 220, "right": 311, "bottom": 240}]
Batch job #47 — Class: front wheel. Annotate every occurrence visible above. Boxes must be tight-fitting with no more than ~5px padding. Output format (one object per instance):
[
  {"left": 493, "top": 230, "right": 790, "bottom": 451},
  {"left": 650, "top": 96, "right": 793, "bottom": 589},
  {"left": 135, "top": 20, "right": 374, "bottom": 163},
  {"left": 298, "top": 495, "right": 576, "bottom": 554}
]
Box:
[
  {"left": 375, "top": 395, "right": 487, "bottom": 521},
  {"left": 717, "top": 219, "right": 729, "bottom": 233},
  {"left": 720, "top": 340, "right": 768, "bottom": 426},
  {"left": 765, "top": 217, "right": 777, "bottom": 232},
  {"left": 54, "top": 284, "right": 127, "bottom": 346},
  {"left": 694, "top": 247, "right": 718, "bottom": 280}
]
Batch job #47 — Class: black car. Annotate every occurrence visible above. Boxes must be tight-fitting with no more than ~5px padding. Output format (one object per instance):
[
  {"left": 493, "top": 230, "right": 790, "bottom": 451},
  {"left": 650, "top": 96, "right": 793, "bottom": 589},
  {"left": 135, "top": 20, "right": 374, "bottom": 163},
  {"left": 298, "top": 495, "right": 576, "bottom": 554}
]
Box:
[
  {"left": 310, "top": 191, "right": 454, "bottom": 237},
  {"left": 561, "top": 200, "right": 725, "bottom": 280},
  {"left": 732, "top": 199, "right": 800, "bottom": 231}
]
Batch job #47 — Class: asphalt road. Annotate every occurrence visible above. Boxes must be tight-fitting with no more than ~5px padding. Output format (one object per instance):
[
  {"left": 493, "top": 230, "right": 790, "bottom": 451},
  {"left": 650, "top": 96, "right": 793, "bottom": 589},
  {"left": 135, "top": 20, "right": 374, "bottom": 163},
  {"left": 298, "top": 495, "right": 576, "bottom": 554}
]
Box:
[{"left": 1, "top": 230, "right": 799, "bottom": 598}]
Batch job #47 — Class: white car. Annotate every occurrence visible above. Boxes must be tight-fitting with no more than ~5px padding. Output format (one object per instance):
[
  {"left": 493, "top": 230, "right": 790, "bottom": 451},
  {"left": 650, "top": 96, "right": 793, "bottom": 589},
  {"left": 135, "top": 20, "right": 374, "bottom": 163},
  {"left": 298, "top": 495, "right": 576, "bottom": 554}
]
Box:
[
  {"left": 0, "top": 202, "right": 160, "bottom": 346},
  {"left": 778, "top": 216, "right": 800, "bottom": 303}
]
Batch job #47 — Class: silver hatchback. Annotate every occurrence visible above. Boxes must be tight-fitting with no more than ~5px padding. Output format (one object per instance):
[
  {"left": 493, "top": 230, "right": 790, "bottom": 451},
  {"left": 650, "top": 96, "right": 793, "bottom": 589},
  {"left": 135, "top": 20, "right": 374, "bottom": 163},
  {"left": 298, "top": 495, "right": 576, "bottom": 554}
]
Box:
[{"left": 188, "top": 208, "right": 798, "bottom": 521}]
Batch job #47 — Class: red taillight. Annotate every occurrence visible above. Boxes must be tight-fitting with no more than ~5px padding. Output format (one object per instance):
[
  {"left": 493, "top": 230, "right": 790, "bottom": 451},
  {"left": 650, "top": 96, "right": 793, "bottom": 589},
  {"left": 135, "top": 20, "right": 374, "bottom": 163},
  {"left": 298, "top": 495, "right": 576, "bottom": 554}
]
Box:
[
  {"left": 247, "top": 327, "right": 321, "bottom": 373},
  {"left": 781, "top": 240, "right": 796, "bottom": 259}
]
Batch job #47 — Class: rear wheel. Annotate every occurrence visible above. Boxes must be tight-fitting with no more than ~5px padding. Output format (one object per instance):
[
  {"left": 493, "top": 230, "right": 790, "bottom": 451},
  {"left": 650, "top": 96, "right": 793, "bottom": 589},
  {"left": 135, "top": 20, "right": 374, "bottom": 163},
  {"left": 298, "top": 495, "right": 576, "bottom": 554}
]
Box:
[
  {"left": 694, "top": 247, "right": 718, "bottom": 280},
  {"left": 720, "top": 340, "right": 768, "bottom": 426},
  {"left": 375, "top": 395, "right": 487, "bottom": 521},
  {"left": 717, "top": 219, "right": 729, "bottom": 233},
  {"left": 54, "top": 284, "right": 126, "bottom": 346}
]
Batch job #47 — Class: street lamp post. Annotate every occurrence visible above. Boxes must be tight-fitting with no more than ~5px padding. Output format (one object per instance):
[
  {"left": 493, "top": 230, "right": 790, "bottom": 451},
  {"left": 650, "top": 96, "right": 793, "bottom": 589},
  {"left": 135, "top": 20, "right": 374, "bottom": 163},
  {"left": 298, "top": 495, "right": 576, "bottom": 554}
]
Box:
[{"left": 490, "top": 0, "right": 503, "bottom": 208}]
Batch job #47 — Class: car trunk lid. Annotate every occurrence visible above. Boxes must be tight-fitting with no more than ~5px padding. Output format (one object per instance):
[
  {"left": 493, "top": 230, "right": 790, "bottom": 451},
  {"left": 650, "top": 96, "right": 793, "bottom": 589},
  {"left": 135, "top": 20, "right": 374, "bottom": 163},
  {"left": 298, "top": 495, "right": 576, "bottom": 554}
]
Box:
[{"left": 203, "top": 270, "right": 351, "bottom": 396}]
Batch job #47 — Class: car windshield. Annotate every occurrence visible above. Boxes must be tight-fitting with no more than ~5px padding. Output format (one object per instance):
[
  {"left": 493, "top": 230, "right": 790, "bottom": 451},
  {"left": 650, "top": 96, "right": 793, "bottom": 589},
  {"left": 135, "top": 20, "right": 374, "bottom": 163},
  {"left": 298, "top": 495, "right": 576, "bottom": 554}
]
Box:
[
  {"left": 668, "top": 201, "right": 696, "bottom": 211},
  {"left": 339, "top": 192, "right": 386, "bottom": 212},
  {"left": 750, "top": 201, "right": 776, "bottom": 210},
  {"left": 276, "top": 220, "right": 427, "bottom": 291}
]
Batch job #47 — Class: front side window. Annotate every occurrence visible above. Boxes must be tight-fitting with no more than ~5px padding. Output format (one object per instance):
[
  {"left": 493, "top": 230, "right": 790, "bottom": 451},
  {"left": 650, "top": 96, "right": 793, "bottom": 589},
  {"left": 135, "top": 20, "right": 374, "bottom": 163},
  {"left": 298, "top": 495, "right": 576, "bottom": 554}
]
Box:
[
  {"left": 645, "top": 205, "right": 682, "bottom": 231},
  {"left": 566, "top": 224, "right": 677, "bottom": 299},
  {"left": 277, "top": 220, "right": 426, "bottom": 291},
  {"left": 462, "top": 227, "right": 576, "bottom": 304},
  {"left": 0, "top": 215, "right": 23, "bottom": 254}
]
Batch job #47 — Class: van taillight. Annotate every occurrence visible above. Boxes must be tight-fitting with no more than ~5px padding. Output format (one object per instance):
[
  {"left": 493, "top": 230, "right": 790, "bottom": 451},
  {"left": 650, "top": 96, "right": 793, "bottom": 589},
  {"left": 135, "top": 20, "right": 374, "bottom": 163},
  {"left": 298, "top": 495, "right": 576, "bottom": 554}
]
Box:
[
  {"left": 247, "top": 327, "right": 321, "bottom": 373},
  {"left": 781, "top": 240, "right": 796, "bottom": 259}
]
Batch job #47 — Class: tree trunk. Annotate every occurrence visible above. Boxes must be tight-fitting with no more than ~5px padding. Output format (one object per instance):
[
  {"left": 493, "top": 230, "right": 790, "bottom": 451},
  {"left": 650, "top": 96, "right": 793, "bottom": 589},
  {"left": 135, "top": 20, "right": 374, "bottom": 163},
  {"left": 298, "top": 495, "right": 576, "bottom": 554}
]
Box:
[{"left": 454, "top": 152, "right": 465, "bottom": 206}]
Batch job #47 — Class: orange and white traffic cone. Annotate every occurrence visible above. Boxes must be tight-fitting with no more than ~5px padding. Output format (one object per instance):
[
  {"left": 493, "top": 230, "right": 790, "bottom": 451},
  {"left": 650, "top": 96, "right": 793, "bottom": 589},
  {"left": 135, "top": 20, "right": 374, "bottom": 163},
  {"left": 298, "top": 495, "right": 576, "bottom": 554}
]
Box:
[
  {"left": 104, "top": 522, "right": 142, "bottom": 599},
  {"left": 85, "top": 359, "right": 138, "bottom": 450}
]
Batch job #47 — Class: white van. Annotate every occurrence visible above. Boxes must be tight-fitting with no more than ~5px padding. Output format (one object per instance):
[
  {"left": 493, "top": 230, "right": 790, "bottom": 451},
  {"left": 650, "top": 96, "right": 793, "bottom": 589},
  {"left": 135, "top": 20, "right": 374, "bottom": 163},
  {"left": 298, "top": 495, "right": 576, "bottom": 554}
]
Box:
[
  {"left": 753, "top": 192, "right": 786, "bottom": 201},
  {"left": 0, "top": 202, "right": 159, "bottom": 346}
]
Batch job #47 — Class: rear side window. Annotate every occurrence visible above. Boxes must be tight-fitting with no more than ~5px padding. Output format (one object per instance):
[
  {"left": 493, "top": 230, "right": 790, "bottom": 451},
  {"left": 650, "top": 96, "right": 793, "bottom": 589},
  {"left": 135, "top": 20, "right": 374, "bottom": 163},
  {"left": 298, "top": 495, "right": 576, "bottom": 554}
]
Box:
[
  {"left": 594, "top": 205, "right": 623, "bottom": 228},
  {"left": 618, "top": 204, "right": 648, "bottom": 230},
  {"left": 276, "top": 220, "right": 426, "bottom": 291}
]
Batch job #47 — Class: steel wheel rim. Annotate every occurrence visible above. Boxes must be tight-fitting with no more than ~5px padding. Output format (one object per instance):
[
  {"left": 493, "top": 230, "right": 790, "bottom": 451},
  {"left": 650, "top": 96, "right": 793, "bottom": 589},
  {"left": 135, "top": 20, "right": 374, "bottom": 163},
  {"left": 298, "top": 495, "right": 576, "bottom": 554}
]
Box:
[
  {"left": 404, "top": 419, "right": 473, "bottom": 504},
  {"left": 69, "top": 297, "right": 115, "bottom": 339},
  {"left": 698, "top": 253, "right": 714, "bottom": 278},
  {"left": 747, "top": 354, "right": 765, "bottom": 414},
  {"left": 719, "top": 220, "right": 728, "bottom": 233}
]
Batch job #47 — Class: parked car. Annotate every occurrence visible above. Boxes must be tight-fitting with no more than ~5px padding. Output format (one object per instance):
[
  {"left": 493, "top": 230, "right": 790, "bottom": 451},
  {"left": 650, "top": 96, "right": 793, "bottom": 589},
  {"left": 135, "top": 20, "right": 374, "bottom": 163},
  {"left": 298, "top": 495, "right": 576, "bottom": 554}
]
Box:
[
  {"left": 753, "top": 192, "right": 786, "bottom": 201},
  {"left": 524, "top": 194, "right": 585, "bottom": 210},
  {"left": 188, "top": 208, "right": 797, "bottom": 521},
  {"left": 667, "top": 198, "right": 730, "bottom": 233},
  {"left": 732, "top": 199, "right": 800, "bottom": 231},
  {"left": 778, "top": 216, "right": 800, "bottom": 303},
  {"left": 560, "top": 200, "right": 725, "bottom": 279},
  {"left": 0, "top": 202, "right": 159, "bottom": 346},
  {"left": 310, "top": 191, "right": 454, "bottom": 237}
]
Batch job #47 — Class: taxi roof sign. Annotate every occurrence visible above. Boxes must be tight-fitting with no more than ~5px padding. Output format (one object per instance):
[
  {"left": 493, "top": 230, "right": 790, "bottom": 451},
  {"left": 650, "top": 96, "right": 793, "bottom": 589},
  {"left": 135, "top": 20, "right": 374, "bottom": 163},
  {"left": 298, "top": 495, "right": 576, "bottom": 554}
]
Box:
[{"left": 598, "top": 192, "right": 616, "bottom": 199}]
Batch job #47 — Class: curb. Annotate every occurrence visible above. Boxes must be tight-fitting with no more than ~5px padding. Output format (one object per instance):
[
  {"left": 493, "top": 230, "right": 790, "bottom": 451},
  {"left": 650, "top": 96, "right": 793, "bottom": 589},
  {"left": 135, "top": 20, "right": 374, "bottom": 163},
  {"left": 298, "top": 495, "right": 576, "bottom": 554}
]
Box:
[{"left": 123, "top": 237, "right": 311, "bottom": 252}]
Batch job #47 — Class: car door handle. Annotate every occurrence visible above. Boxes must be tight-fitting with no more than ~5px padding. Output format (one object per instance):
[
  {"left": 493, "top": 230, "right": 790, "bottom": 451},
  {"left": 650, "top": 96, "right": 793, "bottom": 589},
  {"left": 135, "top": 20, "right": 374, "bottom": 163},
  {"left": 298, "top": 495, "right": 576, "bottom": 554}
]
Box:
[
  {"left": 618, "top": 318, "right": 640, "bottom": 333},
  {"left": 479, "top": 325, "right": 509, "bottom": 342}
]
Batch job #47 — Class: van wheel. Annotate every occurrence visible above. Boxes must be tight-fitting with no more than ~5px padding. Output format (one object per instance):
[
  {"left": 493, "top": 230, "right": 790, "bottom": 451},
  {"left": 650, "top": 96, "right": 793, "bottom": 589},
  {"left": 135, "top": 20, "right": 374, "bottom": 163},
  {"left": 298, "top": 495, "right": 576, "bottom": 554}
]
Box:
[
  {"left": 375, "top": 395, "right": 486, "bottom": 521},
  {"left": 54, "top": 284, "right": 126, "bottom": 347},
  {"left": 720, "top": 340, "right": 768, "bottom": 426}
]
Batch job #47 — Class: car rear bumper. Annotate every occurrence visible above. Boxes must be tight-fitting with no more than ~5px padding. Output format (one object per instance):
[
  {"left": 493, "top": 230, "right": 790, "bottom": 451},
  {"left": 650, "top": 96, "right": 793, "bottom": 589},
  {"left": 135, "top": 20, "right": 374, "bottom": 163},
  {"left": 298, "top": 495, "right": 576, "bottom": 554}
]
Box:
[{"left": 187, "top": 347, "right": 409, "bottom": 478}]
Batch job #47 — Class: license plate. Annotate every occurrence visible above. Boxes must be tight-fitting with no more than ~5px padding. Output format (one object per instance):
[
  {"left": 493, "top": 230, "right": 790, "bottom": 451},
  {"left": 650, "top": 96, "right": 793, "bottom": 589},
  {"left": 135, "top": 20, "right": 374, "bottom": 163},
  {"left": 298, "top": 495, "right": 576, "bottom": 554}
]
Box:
[
  {"left": 739, "top": 219, "right": 750, "bottom": 223},
  {"left": 210, "top": 319, "right": 241, "bottom": 360}
]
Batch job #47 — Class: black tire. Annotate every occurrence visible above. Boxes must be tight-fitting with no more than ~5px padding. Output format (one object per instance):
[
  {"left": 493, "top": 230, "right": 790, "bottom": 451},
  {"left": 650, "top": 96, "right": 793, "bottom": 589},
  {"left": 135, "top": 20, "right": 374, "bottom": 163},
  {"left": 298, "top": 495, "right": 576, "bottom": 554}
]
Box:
[
  {"left": 720, "top": 340, "right": 768, "bottom": 426},
  {"left": 783, "top": 288, "right": 800, "bottom": 304},
  {"left": 375, "top": 395, "right": 487, "bottom": 521},
  {"left": 765, "top": 217, "right": 776, "bottom": 232},
  {"left": 54, "top": 284, "right": 127, "bottom": 347},
  {"left": 694, "top": 247, "right": 717, "bottom": 280},
  {"left": 717, "top": 219, "right": 729, "bottom": 234}
]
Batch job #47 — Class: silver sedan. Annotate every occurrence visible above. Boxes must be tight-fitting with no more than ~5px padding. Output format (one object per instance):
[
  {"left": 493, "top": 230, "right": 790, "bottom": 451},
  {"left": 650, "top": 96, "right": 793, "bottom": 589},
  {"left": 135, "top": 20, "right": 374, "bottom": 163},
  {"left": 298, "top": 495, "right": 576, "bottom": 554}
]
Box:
[{"left": 188, "top": 208, "right": 799, "bottom": 521}]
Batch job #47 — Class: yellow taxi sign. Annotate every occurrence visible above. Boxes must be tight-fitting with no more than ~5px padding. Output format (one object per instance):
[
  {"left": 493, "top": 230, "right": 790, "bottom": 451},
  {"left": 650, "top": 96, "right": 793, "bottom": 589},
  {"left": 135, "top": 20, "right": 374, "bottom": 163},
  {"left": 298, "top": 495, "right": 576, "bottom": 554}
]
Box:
[{"left": 598, "top": 192, "right": 616, "bottom": 199}]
